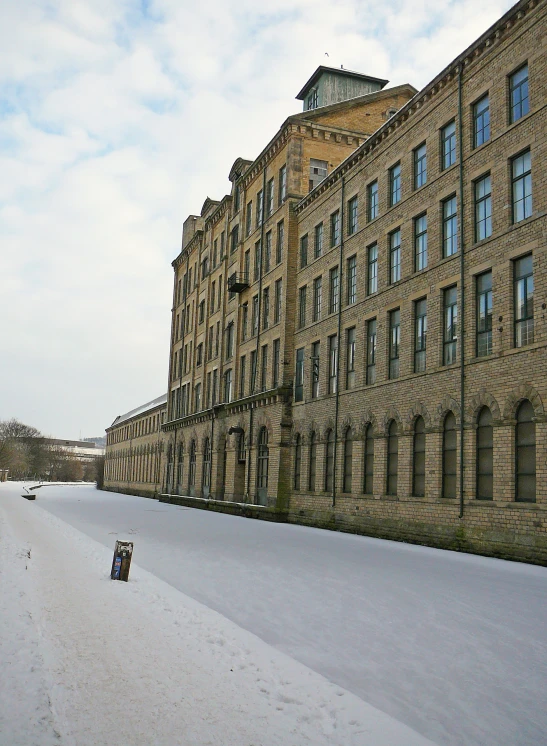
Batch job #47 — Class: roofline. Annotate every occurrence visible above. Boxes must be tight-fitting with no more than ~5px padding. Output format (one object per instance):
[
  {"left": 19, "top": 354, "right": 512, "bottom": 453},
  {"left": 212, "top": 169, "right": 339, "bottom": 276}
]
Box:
[
  {"left": 299, "top": 83, "right": 417, "bottom": 121},
  {"left": 108, "top": 394, "right": 168, "bottom": 430},
  {"left": 296, "top": 65, "right": 389, "bottom": 100}
]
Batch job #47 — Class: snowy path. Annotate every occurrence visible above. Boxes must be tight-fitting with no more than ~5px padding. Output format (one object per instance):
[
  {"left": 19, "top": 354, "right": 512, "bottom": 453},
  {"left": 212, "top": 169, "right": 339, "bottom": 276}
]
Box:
[
  {"left": 0, "top": 484, "right": 436, "bottom": 746},
  {"left": 3, "top": 484, "right": 547, "bottom": 745}
]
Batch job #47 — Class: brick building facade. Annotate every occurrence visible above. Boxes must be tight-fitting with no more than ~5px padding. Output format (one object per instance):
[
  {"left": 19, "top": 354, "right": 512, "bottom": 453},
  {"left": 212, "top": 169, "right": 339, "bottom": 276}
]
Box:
[{"left": 105, "top": 0, "right": 547, "bottom": 563}]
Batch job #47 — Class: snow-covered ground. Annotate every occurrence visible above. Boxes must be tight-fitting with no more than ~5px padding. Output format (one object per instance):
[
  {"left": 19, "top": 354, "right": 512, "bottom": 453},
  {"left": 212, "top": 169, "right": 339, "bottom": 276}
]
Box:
[{"left": 2, "top": 483, "right": 547, "bottom": 745}]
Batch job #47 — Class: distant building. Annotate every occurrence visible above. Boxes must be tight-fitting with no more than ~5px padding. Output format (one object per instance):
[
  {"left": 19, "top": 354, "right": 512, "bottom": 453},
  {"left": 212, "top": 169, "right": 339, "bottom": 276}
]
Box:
[{"left": 41, "top": 438, "right": 105, "bottom": 463}]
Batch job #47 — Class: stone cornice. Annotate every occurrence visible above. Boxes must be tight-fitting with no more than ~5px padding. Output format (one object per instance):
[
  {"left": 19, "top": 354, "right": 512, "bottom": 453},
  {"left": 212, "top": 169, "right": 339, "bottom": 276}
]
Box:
[
  {"left": 204, "top": 194, "right": 233, "bottom": 232},
  {"left": 171, "top": 229, "right": 204, "bottom": 268}
]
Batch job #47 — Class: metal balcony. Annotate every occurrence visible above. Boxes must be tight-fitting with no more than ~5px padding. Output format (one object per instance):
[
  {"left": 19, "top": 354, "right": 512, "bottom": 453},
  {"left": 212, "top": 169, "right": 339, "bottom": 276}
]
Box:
[{"left": 227, "top": 272, "right": 249, "bottom": 293}]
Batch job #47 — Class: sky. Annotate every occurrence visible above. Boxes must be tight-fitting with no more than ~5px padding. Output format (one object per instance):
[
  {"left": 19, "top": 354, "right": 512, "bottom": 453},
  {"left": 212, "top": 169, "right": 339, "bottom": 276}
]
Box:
[{"left": 0, "top": 0, "right": 514, "bottom": 439}]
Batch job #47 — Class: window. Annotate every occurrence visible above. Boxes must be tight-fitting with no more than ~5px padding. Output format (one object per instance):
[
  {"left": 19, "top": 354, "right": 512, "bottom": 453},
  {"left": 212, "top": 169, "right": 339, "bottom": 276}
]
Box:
[
  {"left": 246, "top": 201, "right": 252, "bottom": 236},
  {"left": 474, "top": 175, "right": 492, "bottom": 241},
  {"left": 515, "top": 400, "right": 535, "bottom": 502},
  {"left": 223, "top": 369, "right": 232, "bottom": 403},
  {"left": 328, "top": 334, "right": 338, "bottom": 394},
  {"left": 414, "top": 298, "right": 427, "bottom": 373},
  {"left": 476, "top": 271, "right": 492, "bottom": 357},
  {"left": 298, "top": 285, "right": 307, "bottom": 328},
  {"left": 345, "top": 255, "right": 357, "bottom": 305},
  {"left": 295, "top": 347, "right": 304, "bottom": 402},
  {"left": 389, "top": 229, "right": 401, "bottom": 284},
  {"left": 300, "top": 233, "right": 308, "bottom": 268},
  {"left": 367, "top": 180, "right": 379, "bottom": 221},
  {"left": 266, "top": 178, "right": 274, "bottom": 216},
  {"left": 212, "top": 369, "right": 218, "bottom": 405},
  {"left": 202, "top": 438, "right": 211, "bottom": 491},
  {"left": 442, "top": 412, "right": 457, "bottom": 498},
  {"left": 509, "top": 64, "right": 529, "bottom": 123},
  {"left": 176, "top": 444, "right": 184, "bottom": 493},
  {"left": 329, "top": 266, "right": 339, "bottom": 314},
  {"left": 217, "top": 276, "right": 222, "bottom": 310},
  {"left": 443, "top": 196, "right": 458, "bottom": 257},
  {"left": 220, "top": 231, "right": 225, "bottom": 259},
  {"left": 225, "top": 322, "right": 234, "bottom": 359},
  {"left": 237, "top": 432, "right": 246, "bottom": 463},
  {"left": 514, "top": 254, "right": 534, "bottom": 347},
  {"left": 279, "top": 165, "right": 287, "bottom": 204},
  {"left": 389, "top": 309, "right": 400, "bottom": 379},
  {"left": 389, "top": 163, "right": 401, "bottom": 206},
  {"left": 210, "top": 283, "right": 216, "bottom": 316},
  {"left": 387, "top": 421, "right": 398, "bottom": 495},
  {"left": 325, "top": 429, "right": 335, "bottom": 492},
  {"left": 307, "top": 89, "right": 318, "bottom": 110},
  {"left": 199, "top": 300, "right": 205, "bottom": 323},
  {"left": 250, "top": 350, "right": 257, "bottom": 393},
  {"left": 414, "top": 143, "right": 427, "bottom": 188},
  {"left": 252, "top": 295, "right": 259, "bottom": 335},
  {"left": 254, "top": 240, "right": 261, "bottom": 281},
  {"left": 309, "top": 432, "right": 317, "bottom": 490},
  {"left": 512, "top": 150, "right": 532, "bottom": 223},
  {"left": 330, "top": 210, "right": 340, "bottom": 247},
  {"left": 366, "top": 319, "right": 377, "bottom": 385},
  {"left": 473, "top": 95, "right": 490, "bottom": 147},
  {"left": 260, "top": 344, "right": 268, "bottom": 391},
  {"left": 311, "top": 341, "right": 320, "bottom": 398},
  {"left": 196, "top": 343, "right": 203, "bottom": 366},
  {"left": 294, "top": 435, "right": 302, "bottom": 490},
  {"left": 241, "top": 303, "right": 248, "bottom": 341},
  {"left": 346, "top": 327, "right": 356, "bottom": 389},
  {"left": 244, "top": 249, "right": 250, "bottom": 280},
  {"left": 188, "top": 440, "right": 196, "bottom": 489},
  {"left": 347, "top": 196, "right": 358, "bottom": 234},
  {"left": 413, "top": 417, "right": 426, "bottom": 497},
  {"left": 276, "top": 220, "right": 284, "bottom": 264},
  {"left": 414, "top": 213, "right": 427, "bottom": 271},
  {"left": 274, "top": 279, "right": 282, "bottom": 323},
  {"left": 476, "top": 407, "right": 493, "bottom": 500},
  {"left": 314, "top": 222, "right": 323, "bottom": 258},
  {"left": 264, "top": 231, "right": 272, "bottom": 273},
  {"left": 367, "top": 244, "right": 378, "bottom": 295},
  {"left": 363, "top": 425, "right": 374, "bottom": 494},
  {"left": 309, "top": 159, "right": 328, "bottom": 191},
  {"left": 313, "top": 277, "right": 322, "bottom": 321},
  {"left": 441, "top": 121, "right": 456, "bottom": 170},
  {"left": 272, "top": 339, "right": 280, "bottom": 388},
  {"left": 194, "top": 383, "right": 201, "bottom": 412},
  {"left": 212, "top": 240, "right": 218, "bottom": 268},
  {"left": 261, "top": 287, "right": 269, "bottom": 331},
  {"left": 443, "top": 286, "right": 458, "bottom": 365},
  {"left": 234, "top": 184, "right": 240, "bottom": 212},
  {"left": 239, "top": 355, "right": 246, "bottom": 398},
  {"left": 343, "top": 428, "right": 353, "bottom": 493},
  {"left": 257, "top": 427, "right": 269, "bottom": 494}
]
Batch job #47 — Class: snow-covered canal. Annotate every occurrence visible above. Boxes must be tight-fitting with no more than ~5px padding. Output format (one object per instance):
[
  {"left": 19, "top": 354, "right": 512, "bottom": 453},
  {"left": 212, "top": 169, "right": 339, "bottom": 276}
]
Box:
[{"left": 18, "top": 485, "right": 547, "bottom": 745}]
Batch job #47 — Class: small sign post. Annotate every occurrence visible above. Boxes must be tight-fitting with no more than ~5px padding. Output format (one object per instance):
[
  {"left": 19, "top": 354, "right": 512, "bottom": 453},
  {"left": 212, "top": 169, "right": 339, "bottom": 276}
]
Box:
[{"left": 110, "top": 540, "right": 133, "bottom": 582}]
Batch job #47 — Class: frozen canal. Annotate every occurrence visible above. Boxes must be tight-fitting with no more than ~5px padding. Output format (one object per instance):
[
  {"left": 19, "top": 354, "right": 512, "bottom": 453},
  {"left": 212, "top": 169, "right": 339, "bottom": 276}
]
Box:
[{"left": 36, "top": 485, "right": 547, "bottom": 746}]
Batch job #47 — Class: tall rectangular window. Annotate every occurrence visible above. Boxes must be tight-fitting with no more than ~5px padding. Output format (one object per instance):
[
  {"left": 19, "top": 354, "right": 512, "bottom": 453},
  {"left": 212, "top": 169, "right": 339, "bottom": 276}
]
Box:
[
  {"left": 414, "top": 214, "right": 428, "bottom": 271},
  {"left": 367, "top": 243, "right": 378, "bottom": 295},
  {"left": 300, "top": 233, "right": 308, "bottom": 268},
  {"left": 314, "top": 222, "right": 323, "bottom": 258},
  {"left": 347, "top": 196, "right": 358, "bottom": 235},
  {"left": 264, "top": 231, "right": 272, "bottom": 273},
  {"left": 514, "top": 255, "right": 534, "bottom": 347},
  {"left": 241, "top": 303, "right": 248, "bottom": 341},
  {"left": 295, "top": 347, "right": 304, "bottom": 402},
  {"left": 330, "top": 210, "right": 340, "bottom": 247},
  {"left": 260, "top": 344, "right": 268, "bottom": 391},
  {"left": 266, "top": 177, "right": 274, "bottom": 215},
  {"left": 195, "top": 383, "right": 201, "bottom": 412},
  {"left": 274, "top": 279, "right": 282, "bottom": 323},
  {"left": 246, "top": 201, "right": 252, "bottom": 236},
  {"left": 389, "top": 163, "right": 401, "bottom": 206},
  {"left": 366, "top": 318, "right": 377, "bottom": 385},
  {"left": 278, "top": 165, "right": 287, "bottom": 204},
  {"left": 313, "top": 276, "right": 322, "bottom": 321},
  {"left": 212, "top": 239, "right": 218, "bottom": 268},
  {"left": 443, "top": 195, "right": 458, "bottom": 256},
  {"left": 414, "top": 143, "right": 427, "bottom": 188},
  {"left": 328, "top": 335, "right": 338, "bottom": 394},
  {"left": 367, "top": 180, "right": 379, "bottom": 221},
  {"left": 212, "top": 370, "right": 218, "bottom": 405},
  {"left": 414, "top": 298, "right": 427, "bottom": 373},
  {"left": 276, "top": 220, "right": 284, "bottom": 264},
  {"left": 250, "top": 350, "right": 257, "bottom": 393},
  {"left": 346, "top": 327, "right": 356, "bottom": 389},
  {"left": 225, "top": 322, "right": 234, "bottom": 360},
  {"left": 389, "top": 309, "right": 400, "bottom": 379},
  {"left": 272, "top": 338, "right": 280, "bottom": 387},
  {"left": 512, "top": 150, "right": 532, "bottom": 223},
  {"left": 476, "top": 271, "right": 493, "bottom": 357},
  {"left": 254, "top": 240, "right": 261, "bottom": 281},
  {"left": 389, "top": 229, "right": 401, "bottom": 284},
  {"left": 224, "top": 369, "right": 232, "bottom": 403},
  {"left": 311, "top": 341, "right": 320, "bottom": 398},
  {"left": 262, "top": 287, "right": 270, "bottom": 330},
  {"left": 252, "top": 295, "right": 259, "bottom": 335},
  {"left": 221, "top": 231, "right": 225, "bottom": 259},
  {"left": 298, "top": 285, "right": 307, "bottom": 329},
  {"left": 473, "top": 95, "right": 490, "bottom": 147},
  {"left": 441, "top": 121, "right": 456, "bottom": 170},
  {"left": 230, "top": 225, "right": 239, "bottom": 255},
  {"left": 244, "top": 250, "right": 250, "bottom": 280},
  {"left": 239, "top": 355, "right": 246, "bottom": 398},
  {"left": 509, "top": 64, "right": 529, "bottom": 123},
  {"left": 444, "top": 286, "right": 458, "bottom": 365},
  {"left": 329, "top": 266, "right": 339, "bottom": 314},
  {"left": 474, "top": 175, "right": 492, "bottom": 241},
  {"left": 346, "top": 255, "right": 357, "bottom": 305}
]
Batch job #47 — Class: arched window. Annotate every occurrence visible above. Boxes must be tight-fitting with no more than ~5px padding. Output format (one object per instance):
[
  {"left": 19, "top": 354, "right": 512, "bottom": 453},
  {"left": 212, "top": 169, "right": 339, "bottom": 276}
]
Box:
[
  {"left": 516, "top": 400, "right": 535, "bottom": 502},
  {"left": 387, "top": 421, "right": 398, "bottom": 495},
  {"left": 308, "top": 432, "right": 317, "bottom": 490},
  {"left": 325, "top": 429, "right": 335, "bottom": 492},
  {"left": 294, "top": 435, "right": 302, "bottom": 490},
  {"left": 476, "top": 407, "right": 493, "bottom": 500},
  {"left": 443, "top": 412, "right": 457, "bottom": 498},
  {"left": 343, "top": 427, "right": 353, "bottom": 493},
  {"left": 413, "top": 416, "right": 426, "bottom": 497},
  {"left": 363, "top": 425, "right": 374, "bottom": 494},
  {"left": 176, "top": 443, "right": 184, "bottom": 494},
  {"left": 188, "top": 440, "right": 196, "bottom": 488},
  {"left": 257, "top": 427, "right": 269, "bottom": 502},
  {"left": 202, "top": 437, "right": 211, "bottom": 490},
  {"left": 166, "top": 444, "right": 174, "bottom": 494}
]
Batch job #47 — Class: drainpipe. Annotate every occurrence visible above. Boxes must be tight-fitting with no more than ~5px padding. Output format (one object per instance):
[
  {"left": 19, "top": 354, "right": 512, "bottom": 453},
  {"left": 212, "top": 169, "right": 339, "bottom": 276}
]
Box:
[
  {"left": 332, "top": 176, "right": 345, "bottom": 508},
  {"left": 457, "top": 65, "right": 466, "bottom": 520}
]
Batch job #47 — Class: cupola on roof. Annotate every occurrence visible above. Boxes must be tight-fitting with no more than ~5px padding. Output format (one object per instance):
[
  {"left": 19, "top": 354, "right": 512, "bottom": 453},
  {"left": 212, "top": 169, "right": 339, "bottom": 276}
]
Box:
[{"left": 296, "top": 65, "right": 388, "bottom": 111}]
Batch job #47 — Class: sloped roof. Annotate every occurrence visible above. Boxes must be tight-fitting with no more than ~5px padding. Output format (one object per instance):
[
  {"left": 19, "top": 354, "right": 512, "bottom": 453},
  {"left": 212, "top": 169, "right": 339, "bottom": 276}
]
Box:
[{"left": 111, "top": 394, "right": 167, "bottom": 427}]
